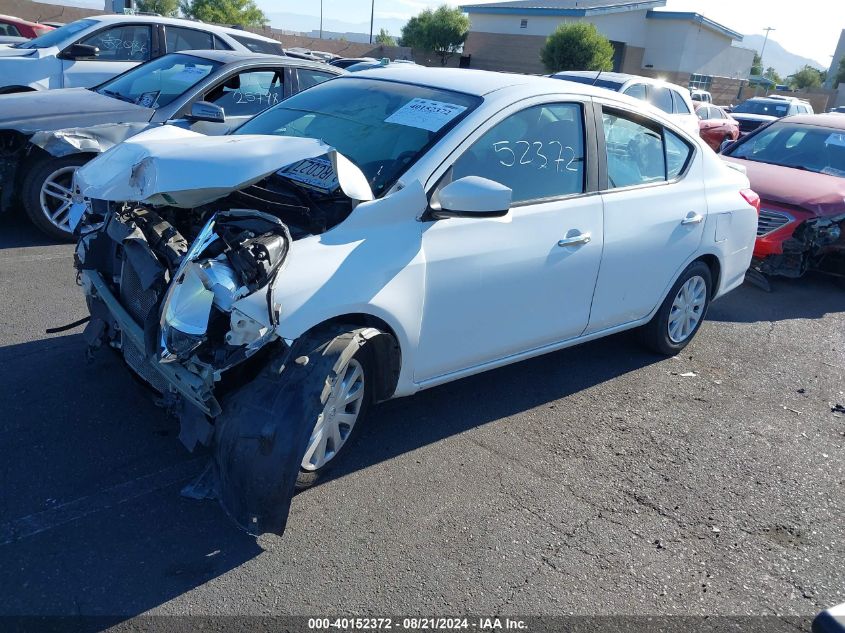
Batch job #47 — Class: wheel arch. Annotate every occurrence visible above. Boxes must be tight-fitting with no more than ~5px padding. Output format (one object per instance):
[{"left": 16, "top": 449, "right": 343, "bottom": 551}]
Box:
[
  {"left": 297, "top": 312, "right": 403, "bottom": 403},
  {"left": 0, "top": 86, "right": 37, "bottom": 95},
  {"left": 694, "top": 253, "right": 722, "bottom": 299}
]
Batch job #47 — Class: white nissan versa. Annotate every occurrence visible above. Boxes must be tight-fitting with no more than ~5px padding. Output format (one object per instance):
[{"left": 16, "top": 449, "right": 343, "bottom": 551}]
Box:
[{"left": 70, "top": 68, "right": 760, "bottom": 535}]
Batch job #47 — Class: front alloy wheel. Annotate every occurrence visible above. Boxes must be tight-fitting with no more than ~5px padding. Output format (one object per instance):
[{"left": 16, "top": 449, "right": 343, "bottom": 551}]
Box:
[
  {"left": 301, "top": 357, "right": 366, "bottom": 472},
  {"left": 22, "top": 154, "right": 91, "bottom": 241}
]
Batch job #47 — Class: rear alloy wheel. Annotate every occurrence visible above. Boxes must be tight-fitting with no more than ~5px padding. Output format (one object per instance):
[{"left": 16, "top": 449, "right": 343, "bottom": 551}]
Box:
[
  {"left": 640, "top": 261, "right": 712, "bottom": 356},
  {"left": 22, "top": 154, "right": 90, "bottom": 241}
]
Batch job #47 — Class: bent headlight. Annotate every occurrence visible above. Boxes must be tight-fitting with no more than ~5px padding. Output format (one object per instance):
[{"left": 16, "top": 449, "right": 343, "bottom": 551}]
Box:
[{"left": 159, "top": 264, "right": 214, "bottom": 362}]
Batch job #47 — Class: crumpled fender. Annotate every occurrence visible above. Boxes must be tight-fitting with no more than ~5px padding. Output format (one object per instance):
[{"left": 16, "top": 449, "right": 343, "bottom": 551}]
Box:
[
  {"left": 29, "top": 122, "right": 151, "bottom": 157},
  {"left": 74, "top": 126, "right": 374, "bottom": 207},
  {"left": 208, "top": 326, "right": 380, "bottom": 535}
]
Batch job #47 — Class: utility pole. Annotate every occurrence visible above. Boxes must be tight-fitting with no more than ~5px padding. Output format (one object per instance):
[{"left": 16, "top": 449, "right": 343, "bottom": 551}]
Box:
[
  {"left": 319, "top": 0, "right": 323, "bottom": 39},
  {"left": 760, "top": 26, "right": 775, "bottom": 72},
  {"left": 369, "top": 0, "right": 374, "bottom": 44}
]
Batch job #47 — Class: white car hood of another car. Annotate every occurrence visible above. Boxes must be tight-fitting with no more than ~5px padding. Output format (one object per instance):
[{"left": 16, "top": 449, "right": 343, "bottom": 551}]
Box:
[
  {"left": 0, "top": 45, "right": 39, "bottom": 57},
  {"left": 75, "top": 126, "right": 374, "bottom": 207}
]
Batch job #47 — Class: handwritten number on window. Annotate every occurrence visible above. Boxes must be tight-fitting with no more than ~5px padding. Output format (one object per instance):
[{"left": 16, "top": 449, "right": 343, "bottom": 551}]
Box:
[
  {"left": 493, "top": 141, "right": 515, "bottom": 167},
  {"left": 493, "top": 140, "right": 578, "bottom": 172}
]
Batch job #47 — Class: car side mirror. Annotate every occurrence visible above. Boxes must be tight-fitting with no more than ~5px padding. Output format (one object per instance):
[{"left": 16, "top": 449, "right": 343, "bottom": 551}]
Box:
[
  {"left": 188, "top": 101, "right": 226, "bottom": 124},
  {"left": 719, "top": 139, "right": 733, "bottom": 154},
  {"left": 62, "top": 43, "right": 99, "bottom": 59},
  {"left": 431, "top": 176, "right": 511, "bottom": 220}
]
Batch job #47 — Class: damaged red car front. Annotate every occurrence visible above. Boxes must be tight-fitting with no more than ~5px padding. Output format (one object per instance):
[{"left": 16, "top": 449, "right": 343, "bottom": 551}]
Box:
[{"left": 722, "top": 113, "right": 845, "bottom": 279}]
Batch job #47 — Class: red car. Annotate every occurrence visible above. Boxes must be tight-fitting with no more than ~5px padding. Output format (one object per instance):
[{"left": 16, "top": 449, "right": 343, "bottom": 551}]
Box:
[
  {"left": 695, "top": 102, "right": 739, "bottom": 151},
  {"left": 0, "top": 14, "right": 54, "bottom": 39},
  {"left": 722, "top": 113, "right": 845, "bottom": 279}
]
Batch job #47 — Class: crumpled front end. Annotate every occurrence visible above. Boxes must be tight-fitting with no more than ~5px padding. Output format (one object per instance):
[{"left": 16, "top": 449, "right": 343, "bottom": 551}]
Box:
[
  {"left": 73, "top": 126, "right": 375, "bottom": 535},
  {"left": 754, "top": 213, "right": 845, "bottom": 278}
]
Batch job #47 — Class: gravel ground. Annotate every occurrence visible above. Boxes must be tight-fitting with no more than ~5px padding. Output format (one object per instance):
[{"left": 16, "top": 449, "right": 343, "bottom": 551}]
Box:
[{"left": 1, "top": 212, "right": 843, "bottom": 621}]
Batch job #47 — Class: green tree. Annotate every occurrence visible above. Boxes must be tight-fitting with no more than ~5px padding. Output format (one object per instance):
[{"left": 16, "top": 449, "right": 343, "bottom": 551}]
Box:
[
  {"left": 834, "top": 57, "right": 845, "bottom": 88},
  {"left": 400, "top": 5, "right": 469, "bottom": 66},
  {"left": 764, "top": 66, "right": 783, "bottom": 84},
  {"left": 179, "top": 0, "right": 267, "bottom": 26},
  {"left": 751, "top": 51, "right": 763, "bottom": 75},
  {"left": 540, "top": 22, "right": 614, "bottom": 73},
  {"left": 790, "top": 65, "right": 823, "bottom": 89},
  {"left": 375, "top": 28, "right": 396, "bottom": 46},
  {"left": 136, "top": 0, "right": 179, "bottom": 16}
]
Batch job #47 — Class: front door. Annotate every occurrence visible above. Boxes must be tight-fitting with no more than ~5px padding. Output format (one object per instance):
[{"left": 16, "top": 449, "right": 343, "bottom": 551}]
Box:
[
  {"left": 415, "top": 101, "right": 604, "bottom": 382},
  {"left": 61, "top": 24, "right": 152, "bottom": 88}
]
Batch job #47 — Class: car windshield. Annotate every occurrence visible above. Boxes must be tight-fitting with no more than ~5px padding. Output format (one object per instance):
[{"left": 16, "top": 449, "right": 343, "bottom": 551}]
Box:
[
  {"left": 732, "top": 100, "right": 790, "bottom": 117},
  {"left": 14, "top": 18, "right": 95, "bottom": 49},
  {"left": 235, "top": 77, "right": 481, "bottom": 195},
  {"left": 95, "top": 53, "right": 220, "bottom": 109},
  {"left": 727, "top": 123, "right": 845, "bottom": 178}
]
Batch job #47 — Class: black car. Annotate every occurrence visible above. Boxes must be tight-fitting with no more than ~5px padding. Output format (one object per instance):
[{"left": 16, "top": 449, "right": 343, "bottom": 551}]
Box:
[
  {"left": 730, "top": 96, "right": 814, "bottom": 136},
  {"left": 0, "top": 49, "right": 342, "bottom": 239}
]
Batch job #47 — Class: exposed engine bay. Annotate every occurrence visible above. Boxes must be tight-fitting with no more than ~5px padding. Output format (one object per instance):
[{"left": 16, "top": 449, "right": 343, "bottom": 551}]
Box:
[{"left": 75, "top": 158, "right": 357, "bottom": 429}]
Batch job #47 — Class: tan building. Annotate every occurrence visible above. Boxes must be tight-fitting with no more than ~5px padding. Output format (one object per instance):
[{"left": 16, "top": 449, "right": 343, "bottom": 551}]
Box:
[{"left": 461, "top": 0, "right": 754, "bottom": 98}]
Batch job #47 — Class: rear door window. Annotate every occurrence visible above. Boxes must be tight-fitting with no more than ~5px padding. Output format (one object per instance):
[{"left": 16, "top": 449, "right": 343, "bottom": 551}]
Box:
[
  {"left": 623, "top": 83, "right": 647, "bottom": 101},
  {"left": 165, "top": 26, "right": 214, "bottom": 53},
  {"left": 649, "top": 86, "right": 674, "bottom": 114},
  {"left": 671, "top": 90, "right": 691, "bottom": 114},
  {"left": 297, "top": 68, "right": 336, "bottom": 90}
]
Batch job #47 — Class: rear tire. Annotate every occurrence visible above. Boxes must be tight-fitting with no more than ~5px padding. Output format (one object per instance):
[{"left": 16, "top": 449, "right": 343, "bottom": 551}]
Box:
[
  {"left": 639, "top": 261, "right": 712, "bottom": 356},
  {"left": 22, "top": 154, "right": 90, "bottom": 241}
]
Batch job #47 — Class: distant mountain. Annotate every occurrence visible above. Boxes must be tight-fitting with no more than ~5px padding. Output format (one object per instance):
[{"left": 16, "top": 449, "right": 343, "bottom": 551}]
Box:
[
  {"left": 265, "top": 11, "right": 404, "bottom": 40},
  {"left": 742, "top": 34, "right": 826, "bottom": 77}
]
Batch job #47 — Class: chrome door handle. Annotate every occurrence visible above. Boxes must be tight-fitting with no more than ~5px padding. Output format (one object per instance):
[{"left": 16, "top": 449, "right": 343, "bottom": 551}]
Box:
[
  {"left": 557, "top": 232, "right": 592, "bottom": 247},
  {"left": 682, "top": 212, "right": 704, "bottom": 225}
]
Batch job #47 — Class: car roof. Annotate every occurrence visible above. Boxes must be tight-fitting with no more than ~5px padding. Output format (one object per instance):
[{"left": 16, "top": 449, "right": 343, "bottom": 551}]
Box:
[
  {"left": 551, "top": 70, "right": 692, "bottom": 97},
  {"left": 350, "top": 66, "right": 629, "bottom": 98},
  {"left": 779, "top": 113, "right": 845, "bottom": 129},
  {"left": 0, "top": 14, "right": 43, "bottom": 26},
  {"left": 177, "top": 49, "right": 343, "bottom": 71},
  {"left": 86, "top": 14, "right": 280, "bottom": 43}
]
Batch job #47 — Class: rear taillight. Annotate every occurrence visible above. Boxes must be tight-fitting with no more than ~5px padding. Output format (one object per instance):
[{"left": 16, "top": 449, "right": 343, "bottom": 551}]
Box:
[{"left": 740, "top": 188, "right": 761, "bottom": 214}]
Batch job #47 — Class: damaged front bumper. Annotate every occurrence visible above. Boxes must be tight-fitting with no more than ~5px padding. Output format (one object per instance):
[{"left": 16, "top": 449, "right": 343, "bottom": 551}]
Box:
[
  {"left": 755, "top": 213, "right": 845, "bottom": 278},
  {"left": 81, "top": 269, "right": 222, "bottom": 417}
]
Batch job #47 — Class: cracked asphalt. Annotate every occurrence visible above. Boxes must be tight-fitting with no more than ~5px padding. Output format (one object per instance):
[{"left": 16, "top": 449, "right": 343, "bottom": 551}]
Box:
[{"left": 1, "top": 212, "right": 844, "bottom": 620}]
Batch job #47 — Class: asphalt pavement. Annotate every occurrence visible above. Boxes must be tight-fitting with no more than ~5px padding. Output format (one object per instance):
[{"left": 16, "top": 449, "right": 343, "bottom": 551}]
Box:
[{"left": 1, "top": 211, "right": 844, "bottom": 621}]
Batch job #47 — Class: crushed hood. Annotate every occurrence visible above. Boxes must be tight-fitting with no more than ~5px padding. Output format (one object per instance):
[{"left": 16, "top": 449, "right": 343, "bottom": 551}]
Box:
[
  {"left": 0, "top": 88, "right": 152, "bottom": 133},
  {"left": 75, "top": 126, "right": 374, "bottom": 207}
]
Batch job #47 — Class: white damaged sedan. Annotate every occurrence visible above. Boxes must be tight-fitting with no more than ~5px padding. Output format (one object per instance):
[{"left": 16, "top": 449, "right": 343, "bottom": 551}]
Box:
[{"left": 71, "top": 67, "right": 759, "bottom": 535}]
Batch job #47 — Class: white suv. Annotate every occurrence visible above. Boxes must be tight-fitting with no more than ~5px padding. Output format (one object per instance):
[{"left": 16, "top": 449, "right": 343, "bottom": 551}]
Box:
[
  {"left": 552, "top": 71, "right": 700, "bottom": 137},
  {"left": 0, "top": 14, "right": 285, "bottom": 93}
]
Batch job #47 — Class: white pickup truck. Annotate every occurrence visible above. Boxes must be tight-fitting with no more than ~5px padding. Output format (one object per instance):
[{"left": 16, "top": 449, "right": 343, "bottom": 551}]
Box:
[{"left": 0, "top": 14, "right": 286, "bottom": 93}]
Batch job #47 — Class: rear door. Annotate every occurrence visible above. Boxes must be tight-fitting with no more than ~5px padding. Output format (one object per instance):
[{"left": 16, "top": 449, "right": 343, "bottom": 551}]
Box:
[
  {"left": 61, "top": 23, "right": 153, "bottom": 88},
  {"left": 586, "top": 102, "right": 705, "bottom": 334}
]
